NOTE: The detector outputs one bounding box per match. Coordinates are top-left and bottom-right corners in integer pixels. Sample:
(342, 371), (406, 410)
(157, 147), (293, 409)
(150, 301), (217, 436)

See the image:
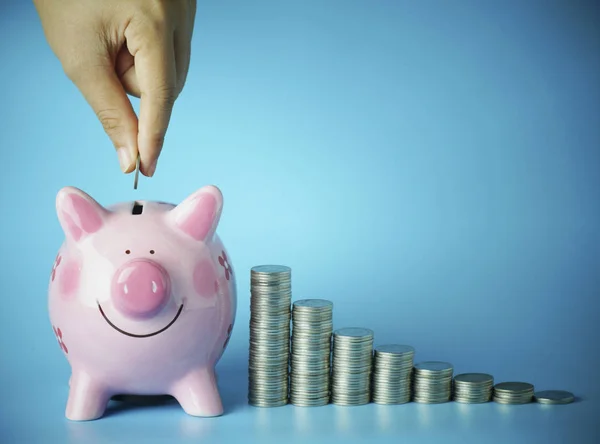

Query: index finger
(130, 31), (178, 177)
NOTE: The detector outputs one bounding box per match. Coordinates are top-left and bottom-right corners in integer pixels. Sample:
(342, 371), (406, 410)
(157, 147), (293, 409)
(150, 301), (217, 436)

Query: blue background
(1, 0), (599, 442)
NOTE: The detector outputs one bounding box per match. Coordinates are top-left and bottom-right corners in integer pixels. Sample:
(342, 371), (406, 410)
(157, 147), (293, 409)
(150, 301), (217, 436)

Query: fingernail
(146, 159), (158, 177)
(117, 148), (133, 173)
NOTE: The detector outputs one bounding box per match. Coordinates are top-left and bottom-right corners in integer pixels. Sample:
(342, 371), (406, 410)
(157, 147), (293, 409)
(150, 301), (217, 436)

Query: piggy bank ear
(56, 187), (108, 243)
(169, 185), (223, 241)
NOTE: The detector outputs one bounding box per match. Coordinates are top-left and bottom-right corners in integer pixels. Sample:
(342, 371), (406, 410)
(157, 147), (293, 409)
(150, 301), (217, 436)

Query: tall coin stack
(412, 361), (454, 403)
(453, 373), (494, 403)
(371, 345), (415, 404)
(248, 265), (292, 407)
(331, 328), (374, 406)
(289, 299), (334, 407)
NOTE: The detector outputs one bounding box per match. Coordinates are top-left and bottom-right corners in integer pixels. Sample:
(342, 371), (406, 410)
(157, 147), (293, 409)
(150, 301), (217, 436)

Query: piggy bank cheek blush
(193, 258), (219, 301)
(48, 185), (237, 421)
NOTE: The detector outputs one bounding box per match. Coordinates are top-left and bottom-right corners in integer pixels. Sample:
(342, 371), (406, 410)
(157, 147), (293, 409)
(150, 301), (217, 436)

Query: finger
(127, 29), (178, 177)
(116, 46), (141, 97)
(174, 30), (191, 94)
(120, 66), (141, 98)
(67, 60), (139, 173)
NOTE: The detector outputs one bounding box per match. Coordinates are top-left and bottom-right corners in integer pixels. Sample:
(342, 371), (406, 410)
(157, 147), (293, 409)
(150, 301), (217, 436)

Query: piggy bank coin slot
(132, 202), (144, 215)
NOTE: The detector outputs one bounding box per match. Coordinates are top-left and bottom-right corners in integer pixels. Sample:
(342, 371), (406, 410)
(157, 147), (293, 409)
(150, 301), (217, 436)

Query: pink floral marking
(218, 251), (232, 281)
(51, 254), (62, 282)
(53, 326), (68, 354)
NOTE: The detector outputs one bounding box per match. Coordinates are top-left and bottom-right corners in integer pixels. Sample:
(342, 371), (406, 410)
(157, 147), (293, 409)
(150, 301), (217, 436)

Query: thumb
(67, 59), (139, 173)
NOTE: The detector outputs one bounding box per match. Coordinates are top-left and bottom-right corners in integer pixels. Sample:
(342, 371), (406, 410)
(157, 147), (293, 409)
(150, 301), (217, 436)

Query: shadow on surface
(104, 394), (179, 418)
(103, 363), (248, 418)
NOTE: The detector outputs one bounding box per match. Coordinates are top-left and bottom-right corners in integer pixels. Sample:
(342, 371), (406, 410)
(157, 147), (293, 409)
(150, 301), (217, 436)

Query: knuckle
(149, 133), (166, 150)
(96, 109), (123, 134)
(138, 1), (171, 33)
(152, 85), (179, 108)
(147, 0), (171, 19)
(144, 16), (166, 36)
(61, 39), (109, 82)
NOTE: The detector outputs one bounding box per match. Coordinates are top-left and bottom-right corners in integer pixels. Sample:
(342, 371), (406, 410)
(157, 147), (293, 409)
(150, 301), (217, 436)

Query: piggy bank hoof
(182, 406), (224, 418)
(65, 373), (109, 421)
(66, 410), (105, 422)
(172, 368), (224, 417)
(65, 400), (107, 421)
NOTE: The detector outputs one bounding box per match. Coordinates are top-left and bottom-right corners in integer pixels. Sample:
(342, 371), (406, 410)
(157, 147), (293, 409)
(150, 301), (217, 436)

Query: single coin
(534, 390), (575, 405)
(251, 265), (291, 275)
(454, 373), (494, 384)
(293, 299), (334, 309)
(334, 327), (374, 338)
(133, 154), (140, 190)
(414, 361), (453, 372)
(375, 344), (415, 355)
(494, 382), (534, 393)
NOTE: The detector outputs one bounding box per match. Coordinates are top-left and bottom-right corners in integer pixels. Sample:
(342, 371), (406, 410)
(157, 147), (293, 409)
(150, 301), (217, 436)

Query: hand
(33, 0), (196, 176)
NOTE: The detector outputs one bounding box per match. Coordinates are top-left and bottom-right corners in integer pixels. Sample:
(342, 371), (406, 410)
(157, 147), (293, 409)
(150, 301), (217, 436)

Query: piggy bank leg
(66, 370), (110, 421)
(171, 367), (224, 417)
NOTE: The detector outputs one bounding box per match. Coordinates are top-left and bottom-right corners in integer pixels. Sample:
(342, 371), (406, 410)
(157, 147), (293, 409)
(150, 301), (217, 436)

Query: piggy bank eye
(125, 250), (131, 254)
(150, 250), (155, 254)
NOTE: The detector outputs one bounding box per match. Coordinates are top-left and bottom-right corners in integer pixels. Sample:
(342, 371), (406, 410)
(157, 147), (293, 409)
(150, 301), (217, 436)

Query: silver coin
(133, 153), (140, 190)
(334, 327), (374, 339)
(454, 399), (490, 404)
(293, 299), (333, 309)
(534, 390), (574, 405)
(374, 344), (415, 355)
(494, 382), (534, 393)
(493, 397), (532, 405)
(248, 399), (288, 408)
(251, 288), (292, 295)
(454, 373), (494, 384)
(414, 361), (453, 372)
(251, 264), (291, 275)
(413, 399), (450, 404)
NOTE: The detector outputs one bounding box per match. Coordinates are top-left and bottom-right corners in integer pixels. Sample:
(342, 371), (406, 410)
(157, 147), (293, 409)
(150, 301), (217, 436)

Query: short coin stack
(331, 328), (374, 406)
(289, 299), (334, 407)
(534, 390), (575, 405)
(248, 265), (292, 407)
(412, 361), (454, 403)
(371, 345), (415, 404)
(493, 382), (534, 404)
(453, 373), (494, 403)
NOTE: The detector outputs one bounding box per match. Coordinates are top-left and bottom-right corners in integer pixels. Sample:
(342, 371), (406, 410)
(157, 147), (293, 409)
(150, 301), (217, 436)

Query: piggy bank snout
(111, 259), (171, 318)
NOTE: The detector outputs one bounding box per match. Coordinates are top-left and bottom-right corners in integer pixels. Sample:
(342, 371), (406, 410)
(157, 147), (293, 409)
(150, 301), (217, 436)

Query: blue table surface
(1, 367), (598, 444)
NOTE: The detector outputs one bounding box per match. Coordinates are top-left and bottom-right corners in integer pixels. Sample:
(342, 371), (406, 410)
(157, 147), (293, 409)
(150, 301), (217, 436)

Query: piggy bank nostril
(111, 260), (170, 317)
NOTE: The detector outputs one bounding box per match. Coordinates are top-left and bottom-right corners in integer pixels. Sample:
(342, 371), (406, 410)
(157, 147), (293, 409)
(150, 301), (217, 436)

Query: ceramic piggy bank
(48, 185), (237, 421)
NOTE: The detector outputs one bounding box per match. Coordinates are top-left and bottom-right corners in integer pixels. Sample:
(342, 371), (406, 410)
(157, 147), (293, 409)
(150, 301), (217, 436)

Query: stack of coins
(493, 382), (534, 404)
(331, 328), (374, 406)
(412, 361), (454, 403)
(289, 299), (334, 407)
(248, 265), (292, 407)
(452, 373), (494, 403)
(371, 345), (415, 404)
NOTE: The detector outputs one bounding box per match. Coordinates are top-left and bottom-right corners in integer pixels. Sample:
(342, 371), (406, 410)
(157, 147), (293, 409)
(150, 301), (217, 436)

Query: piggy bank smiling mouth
(97, 303), (184, 338)
(97, 258), (182, 338)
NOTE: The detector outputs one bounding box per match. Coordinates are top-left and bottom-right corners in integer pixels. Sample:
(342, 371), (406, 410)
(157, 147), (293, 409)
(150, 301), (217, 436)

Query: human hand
(33, 0), (196, 176)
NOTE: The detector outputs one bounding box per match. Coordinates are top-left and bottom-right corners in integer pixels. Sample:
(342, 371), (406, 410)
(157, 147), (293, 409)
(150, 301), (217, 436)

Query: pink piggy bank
(48, 185), (237, 421)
